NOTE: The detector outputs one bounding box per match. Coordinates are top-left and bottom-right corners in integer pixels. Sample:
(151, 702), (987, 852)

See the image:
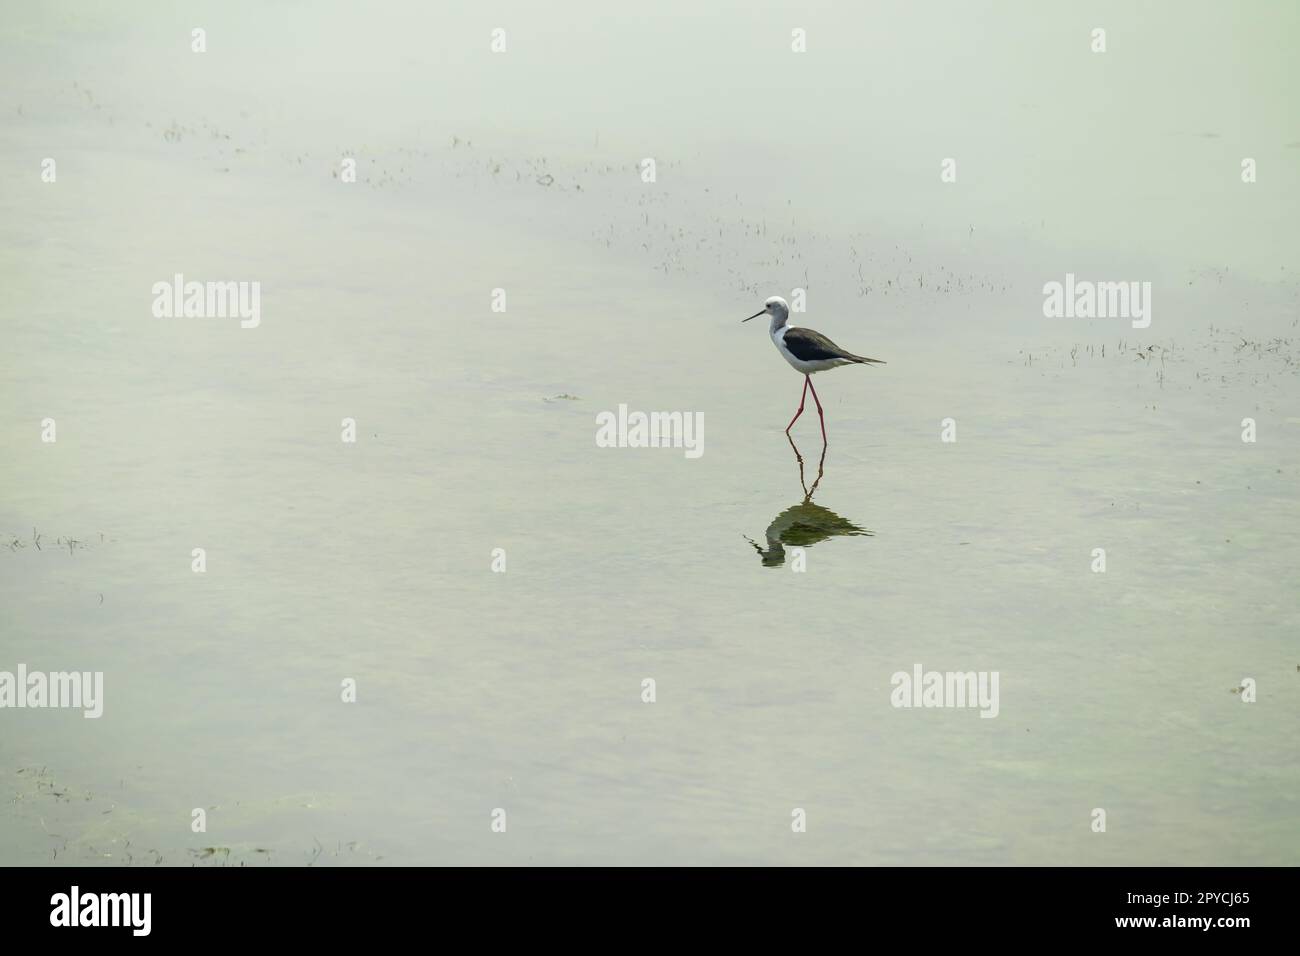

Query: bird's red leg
(806, 376), (827, 443)
(785, 377), (809, 434)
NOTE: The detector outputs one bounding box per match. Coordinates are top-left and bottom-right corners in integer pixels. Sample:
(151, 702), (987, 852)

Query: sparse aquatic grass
(1015, 328), (1298, 389)
(4, 767), (380, 866)
(3, 528), (110, 555)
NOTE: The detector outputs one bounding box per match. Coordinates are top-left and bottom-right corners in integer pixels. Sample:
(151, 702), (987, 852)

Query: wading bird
(743, 296), (885, 441)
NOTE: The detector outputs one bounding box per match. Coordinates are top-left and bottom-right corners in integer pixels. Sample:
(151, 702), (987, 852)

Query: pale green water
(1, 1), (1298, 866)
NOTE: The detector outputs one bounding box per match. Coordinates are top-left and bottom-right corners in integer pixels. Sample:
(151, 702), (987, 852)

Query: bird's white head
(743, 296), (790, 329)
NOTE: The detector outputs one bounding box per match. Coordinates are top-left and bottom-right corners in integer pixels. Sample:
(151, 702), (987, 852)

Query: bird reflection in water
(745, 436), (873, 568)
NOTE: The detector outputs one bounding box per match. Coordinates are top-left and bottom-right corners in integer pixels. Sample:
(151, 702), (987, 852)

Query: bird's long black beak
(742, 310), (764, 322)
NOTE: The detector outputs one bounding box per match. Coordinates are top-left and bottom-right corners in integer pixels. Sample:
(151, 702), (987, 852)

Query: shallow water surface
(2, 2), (1298, 866)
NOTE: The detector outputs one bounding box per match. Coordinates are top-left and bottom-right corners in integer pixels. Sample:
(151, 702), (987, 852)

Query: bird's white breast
(770, 326), (844, 375)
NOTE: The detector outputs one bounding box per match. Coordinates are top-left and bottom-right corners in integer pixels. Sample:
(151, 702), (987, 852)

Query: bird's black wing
(784, 327), (885, 364)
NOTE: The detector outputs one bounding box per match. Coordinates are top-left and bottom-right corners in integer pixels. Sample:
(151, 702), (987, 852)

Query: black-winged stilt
(743, 296), (885, 441)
